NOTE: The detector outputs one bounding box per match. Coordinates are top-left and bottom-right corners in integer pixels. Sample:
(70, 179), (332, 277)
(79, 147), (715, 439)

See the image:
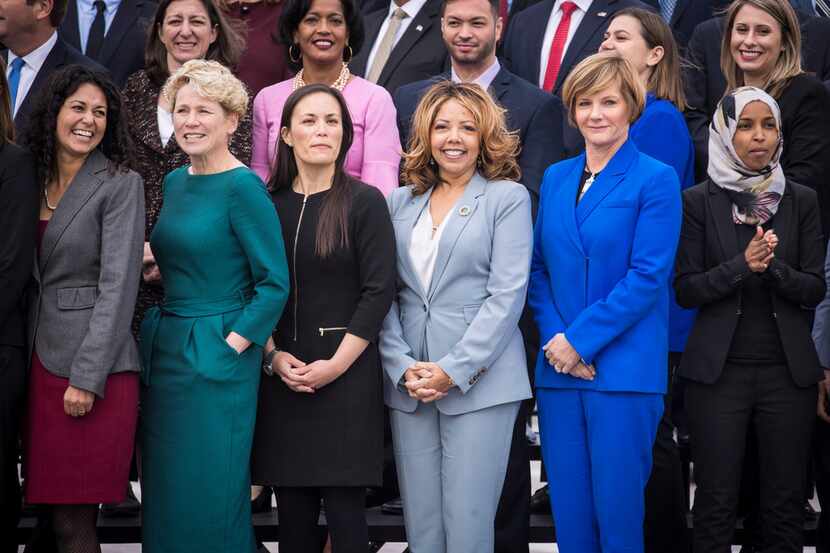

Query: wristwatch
(262, 348), (279, 376)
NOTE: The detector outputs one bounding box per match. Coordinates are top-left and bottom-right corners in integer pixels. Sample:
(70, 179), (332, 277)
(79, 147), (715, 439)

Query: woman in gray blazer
(379, 81), (533, 553)
(20, 66), (144, 553)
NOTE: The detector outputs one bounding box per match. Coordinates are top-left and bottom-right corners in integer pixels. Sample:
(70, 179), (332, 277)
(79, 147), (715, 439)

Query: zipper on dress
(319, 327), (348, 336)
(292, 195), (308, 342)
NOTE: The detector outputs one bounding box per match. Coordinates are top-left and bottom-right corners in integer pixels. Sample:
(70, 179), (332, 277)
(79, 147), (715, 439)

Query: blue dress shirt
(77, 0), (122, 54)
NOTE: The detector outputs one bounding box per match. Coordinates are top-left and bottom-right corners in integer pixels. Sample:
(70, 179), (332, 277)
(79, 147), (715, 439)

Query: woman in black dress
(250, 84), (396, 552)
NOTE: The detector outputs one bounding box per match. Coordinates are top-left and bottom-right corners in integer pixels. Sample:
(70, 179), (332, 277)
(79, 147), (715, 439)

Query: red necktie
(499, 0), (509, 24)
(542, 1), (578, 92)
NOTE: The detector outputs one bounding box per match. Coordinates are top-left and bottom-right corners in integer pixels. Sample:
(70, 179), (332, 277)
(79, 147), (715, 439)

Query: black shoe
(368, 542), (383, 553)
(252, 486), (273, 514)
(530, 484), (551, 514)
(381, 497), (403, 515)
(100, 484), (140, 518)
(806, 501), (820, 524)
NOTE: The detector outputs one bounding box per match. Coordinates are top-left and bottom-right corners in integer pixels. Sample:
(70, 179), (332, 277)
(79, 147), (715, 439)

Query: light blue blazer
(379, 173), (534, 415)
(529, 140), (682, 394)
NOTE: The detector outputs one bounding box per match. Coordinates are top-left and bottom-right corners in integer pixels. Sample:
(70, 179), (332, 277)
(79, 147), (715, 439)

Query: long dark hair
(278, 0), (365, 71)
(144, 0), (246, 87)
(21, 65), (132, 187)
(269, 84), (355, 258)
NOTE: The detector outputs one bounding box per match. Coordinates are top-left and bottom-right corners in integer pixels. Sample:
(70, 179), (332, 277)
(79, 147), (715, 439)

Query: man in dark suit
(349, 0), (448, 94)
(639, 0), (728, 49)
(1, 0), (104, 135)
(59, 0), (156, 87)
(394, 1), (564, 550)
(501, 0), (645, 155)
(684, 5), (830, 181)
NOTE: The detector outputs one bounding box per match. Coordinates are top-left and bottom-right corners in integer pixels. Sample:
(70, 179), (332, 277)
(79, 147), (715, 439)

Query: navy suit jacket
(529, 140), (682, 393)
(393, 66), (566, 214)
(60, 0), (157, 88)
(639, 0), (728, 49)
(3, 37), (105, 135)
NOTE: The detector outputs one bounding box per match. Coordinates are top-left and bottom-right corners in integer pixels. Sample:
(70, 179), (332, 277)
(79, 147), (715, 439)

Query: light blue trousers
(390, 400), (520, 553)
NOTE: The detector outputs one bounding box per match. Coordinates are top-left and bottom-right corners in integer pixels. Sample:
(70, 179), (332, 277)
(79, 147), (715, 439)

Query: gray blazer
(28, 150), (145, 397)
(379, 174), (534, 415)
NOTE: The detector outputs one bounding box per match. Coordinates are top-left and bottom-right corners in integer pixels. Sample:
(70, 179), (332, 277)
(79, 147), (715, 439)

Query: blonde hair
(163, 59), (249, 118)
(721, 0), (803, 99)
(562, 52), (646, 127)
(402, 81), (520, 195)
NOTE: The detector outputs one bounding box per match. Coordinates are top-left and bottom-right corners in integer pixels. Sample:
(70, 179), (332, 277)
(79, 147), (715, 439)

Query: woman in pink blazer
(251, 0), (401, 195)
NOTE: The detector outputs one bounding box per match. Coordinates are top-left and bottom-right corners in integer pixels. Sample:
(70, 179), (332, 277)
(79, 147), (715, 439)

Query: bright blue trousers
(537, 388), (663, 553)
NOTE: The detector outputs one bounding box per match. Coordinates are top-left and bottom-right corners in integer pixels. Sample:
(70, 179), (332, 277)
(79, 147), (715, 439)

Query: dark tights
(275, 486), (367, 553)
(52, 505), (101, 553)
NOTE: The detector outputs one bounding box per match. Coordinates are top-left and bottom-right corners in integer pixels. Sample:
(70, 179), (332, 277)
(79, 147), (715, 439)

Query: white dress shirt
(409, 204), (453, 292)
(364, 0), (430, 77)
(451, 59), (501, 90)
(77, 0), (123, 54)
(6, 32), (58, 117)
(157, 106), (175, 147)
(538, 0), (593, 87)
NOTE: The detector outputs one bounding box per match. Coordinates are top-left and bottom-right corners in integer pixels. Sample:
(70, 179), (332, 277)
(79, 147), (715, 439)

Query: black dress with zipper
(251, 181), (396, 487)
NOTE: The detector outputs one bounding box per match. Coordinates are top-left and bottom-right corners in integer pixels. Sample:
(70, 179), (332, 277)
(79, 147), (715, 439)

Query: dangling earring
(289, 43), (302, 64)
(343, 43), (354, 63)
(429, 157), (437, 168)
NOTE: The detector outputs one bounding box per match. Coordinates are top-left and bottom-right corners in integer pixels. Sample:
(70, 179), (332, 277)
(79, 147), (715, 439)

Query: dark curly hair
(279, 0), (365, 72)
(21, 65), (132, 188)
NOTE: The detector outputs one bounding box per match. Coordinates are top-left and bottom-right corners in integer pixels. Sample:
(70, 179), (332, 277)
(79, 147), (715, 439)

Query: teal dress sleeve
(228, 171), (289, 346)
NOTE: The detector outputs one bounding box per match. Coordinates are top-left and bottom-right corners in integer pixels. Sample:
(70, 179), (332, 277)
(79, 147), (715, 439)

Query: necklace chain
(292, 63), (350, 92)
(43, 186), (58, 211)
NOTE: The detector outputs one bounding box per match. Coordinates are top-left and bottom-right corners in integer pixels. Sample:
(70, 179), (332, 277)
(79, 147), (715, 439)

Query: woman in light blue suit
(529, 53), (682, 553)
(379, 81), (533, 553)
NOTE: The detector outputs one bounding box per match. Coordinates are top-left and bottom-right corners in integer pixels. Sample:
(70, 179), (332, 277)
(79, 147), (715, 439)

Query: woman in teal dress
(138, 60), (289, 553)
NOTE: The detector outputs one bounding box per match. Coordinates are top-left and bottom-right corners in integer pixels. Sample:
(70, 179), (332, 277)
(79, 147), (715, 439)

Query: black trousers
(815, 417), (830, 553)
(644, 353), (690, 553)
(0, 345), (26, 553)
(687, 362), (816, 553)
(275, 486), (367, 553)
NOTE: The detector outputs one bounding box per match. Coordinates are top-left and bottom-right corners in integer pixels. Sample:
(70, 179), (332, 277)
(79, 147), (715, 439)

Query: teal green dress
(139, 166), (288, 553)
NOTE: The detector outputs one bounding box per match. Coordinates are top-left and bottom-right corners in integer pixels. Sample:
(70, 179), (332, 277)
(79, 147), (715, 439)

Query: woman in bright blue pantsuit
(529, 54), (682, 553)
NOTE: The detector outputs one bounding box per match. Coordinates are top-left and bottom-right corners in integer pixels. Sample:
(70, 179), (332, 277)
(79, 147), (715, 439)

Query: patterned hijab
(707, 86), (786, 225)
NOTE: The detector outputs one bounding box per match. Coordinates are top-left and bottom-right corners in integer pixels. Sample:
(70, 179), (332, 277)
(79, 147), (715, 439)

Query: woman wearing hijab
(675, 86), (825, 553)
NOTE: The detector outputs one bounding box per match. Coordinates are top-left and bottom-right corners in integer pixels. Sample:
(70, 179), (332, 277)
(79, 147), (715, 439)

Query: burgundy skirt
(24, 353), (139, 504)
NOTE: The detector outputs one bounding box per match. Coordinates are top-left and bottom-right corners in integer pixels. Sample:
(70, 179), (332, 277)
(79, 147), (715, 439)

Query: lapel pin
(416, 24), (424, 32)
(597, 11), (607, 17)
(459, 205), (471, 217)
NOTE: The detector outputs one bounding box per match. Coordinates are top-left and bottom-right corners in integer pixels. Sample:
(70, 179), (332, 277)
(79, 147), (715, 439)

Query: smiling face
(441, 0), (502, 69)
(730, 4), (784, 85)
(599, 15), (663, 84)
(281, 91), (343, 168)
(573, 81), (630, 151)
(293, 0), (349, 68)
(430, 98), (481, 183)
(55, 83), (108, 161)
(732, 100), (779, 171)
(158, 0), (218, 73)
(172, 83), (238, 158)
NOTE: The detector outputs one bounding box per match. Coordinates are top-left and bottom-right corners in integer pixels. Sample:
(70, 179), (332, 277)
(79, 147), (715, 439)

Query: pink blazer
(251, 77), (402, 196)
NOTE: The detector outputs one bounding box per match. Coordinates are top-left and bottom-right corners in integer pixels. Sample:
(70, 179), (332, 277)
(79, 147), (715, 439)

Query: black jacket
(59, 0), (157, 88)
(675, 179), (825, 387)
(639, 0), (729, 49)
(3, 37), (105, 135)
(348, 0), (448, 95)
(0, 143), (39, 348)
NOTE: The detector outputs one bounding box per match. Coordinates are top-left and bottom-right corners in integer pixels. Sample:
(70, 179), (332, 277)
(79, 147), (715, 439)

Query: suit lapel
(396, 188), (433, 301)
(707, 181), (741, 260)
(62, 0), (82, 51)
(575, 139), (636, 225)
(351, 11), (385, 76)
(40, 150), (107, 271)
(771, 185), (792, 263)
(558, 157), (586, 255)
(98, 0), (138, 65)
(378, 0), (441, 86)
(525, 0), (554, 86)
(555, 0), (613, 92)
(14, 38), (65, 127)
(489, 67), (511, 103)
(427, 173), (486, 300)
(670, 0), (691, 27)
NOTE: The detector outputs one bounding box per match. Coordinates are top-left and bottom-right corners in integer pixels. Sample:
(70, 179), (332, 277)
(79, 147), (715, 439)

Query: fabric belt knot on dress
(139, 288), (254, 386)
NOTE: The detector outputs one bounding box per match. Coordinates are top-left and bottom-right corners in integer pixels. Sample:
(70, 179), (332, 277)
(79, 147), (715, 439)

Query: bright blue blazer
(529, 139), (682, 394)
(630, 94), (697, 352)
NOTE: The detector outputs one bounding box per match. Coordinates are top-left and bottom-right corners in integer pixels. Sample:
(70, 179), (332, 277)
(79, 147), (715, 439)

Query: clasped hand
(745, 226), (778, 273)
(403, 362), (454, 403)
(543, 333), (595, 381)
(271, 351), (344, 393)
(64, 385), (94, 417)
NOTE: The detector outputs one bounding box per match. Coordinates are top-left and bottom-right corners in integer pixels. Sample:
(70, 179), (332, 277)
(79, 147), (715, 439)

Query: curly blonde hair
(402, 81), (520, 195)
(162, 59), (249, 118)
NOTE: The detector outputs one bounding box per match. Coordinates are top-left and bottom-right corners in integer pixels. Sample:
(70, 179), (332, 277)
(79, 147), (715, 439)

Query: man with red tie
(502, 0), (646, 153)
